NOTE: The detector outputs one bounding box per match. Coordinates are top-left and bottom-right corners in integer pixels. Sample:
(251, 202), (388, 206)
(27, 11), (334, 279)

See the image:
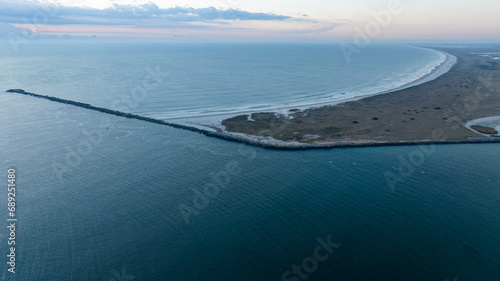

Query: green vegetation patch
(471, 125), (498, 135)
(324, 126), (342, 135)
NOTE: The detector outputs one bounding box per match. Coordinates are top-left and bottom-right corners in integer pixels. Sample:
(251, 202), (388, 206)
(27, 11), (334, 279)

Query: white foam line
(163, 47), (456, 127)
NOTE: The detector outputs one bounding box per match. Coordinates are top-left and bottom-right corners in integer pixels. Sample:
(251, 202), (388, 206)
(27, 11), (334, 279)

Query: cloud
(0, 1), (344, 39)
(0, 0), (292, 27)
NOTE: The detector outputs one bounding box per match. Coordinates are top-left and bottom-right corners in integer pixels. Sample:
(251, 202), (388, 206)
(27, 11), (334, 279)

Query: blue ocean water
(0, 41), (499, 281)
(0, 41), (442, 119)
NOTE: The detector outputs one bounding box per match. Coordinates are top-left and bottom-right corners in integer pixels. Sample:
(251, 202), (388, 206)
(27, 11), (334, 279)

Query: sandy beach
(217, 45), (500, 147)
(6, 45), (499, 150)
(168, 47), (454, 127)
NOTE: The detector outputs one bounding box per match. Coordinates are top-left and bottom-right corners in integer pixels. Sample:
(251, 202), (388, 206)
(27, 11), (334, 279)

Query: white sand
(169, 48), (457, 134)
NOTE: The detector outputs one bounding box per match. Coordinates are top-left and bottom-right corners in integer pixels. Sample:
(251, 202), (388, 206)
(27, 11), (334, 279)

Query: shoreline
(5, 46), (500, 151)
(5, 87), (500, 151)
(165, 47), (455, 124)
(219, 46), (500, 147)
(178, 48), (457, 140)
(172, 47), (457, 136)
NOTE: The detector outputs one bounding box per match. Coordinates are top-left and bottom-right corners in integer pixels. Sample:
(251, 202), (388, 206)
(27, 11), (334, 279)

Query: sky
(0, 0), (499, 42)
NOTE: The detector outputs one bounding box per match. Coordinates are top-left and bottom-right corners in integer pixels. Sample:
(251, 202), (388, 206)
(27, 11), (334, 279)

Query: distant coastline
(180, 47), (456, 136)
(169, 47), (458, 137)
(217, 46), (500, 148)
(164, 47), (454, 122)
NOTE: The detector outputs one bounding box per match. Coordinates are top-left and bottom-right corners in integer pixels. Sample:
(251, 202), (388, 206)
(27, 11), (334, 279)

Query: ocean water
(0, 41), (499, 281)
(0, 41), (443, 119)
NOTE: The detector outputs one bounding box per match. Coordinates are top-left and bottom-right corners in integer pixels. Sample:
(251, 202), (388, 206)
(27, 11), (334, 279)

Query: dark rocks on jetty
(6, 89), (500, 150)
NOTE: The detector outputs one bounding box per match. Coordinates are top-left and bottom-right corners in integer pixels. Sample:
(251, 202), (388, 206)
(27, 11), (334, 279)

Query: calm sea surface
(0, 41), (499, 280)
(0, 41), (443, 118)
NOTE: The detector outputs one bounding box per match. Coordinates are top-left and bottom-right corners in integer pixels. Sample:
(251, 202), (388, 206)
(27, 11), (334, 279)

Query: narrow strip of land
(220, 46), (500, 146)
(6, 46), (500, 150)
